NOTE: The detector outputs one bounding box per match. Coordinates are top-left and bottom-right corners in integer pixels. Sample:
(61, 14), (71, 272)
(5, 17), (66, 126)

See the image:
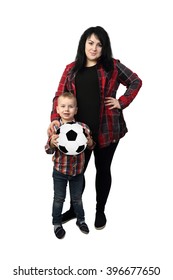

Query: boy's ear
(75, 106), (78, 115)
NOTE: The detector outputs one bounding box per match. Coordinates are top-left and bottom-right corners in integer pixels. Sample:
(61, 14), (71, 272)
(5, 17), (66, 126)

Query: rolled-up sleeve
(117, 61), (142, 109)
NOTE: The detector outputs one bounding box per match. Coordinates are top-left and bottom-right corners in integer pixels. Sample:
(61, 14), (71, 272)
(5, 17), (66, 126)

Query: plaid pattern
(51, 59), (142, 148)
(45, 121), (91, 176)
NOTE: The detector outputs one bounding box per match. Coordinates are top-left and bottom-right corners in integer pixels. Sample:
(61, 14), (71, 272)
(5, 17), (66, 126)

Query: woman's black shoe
(94, 212), (107, 229)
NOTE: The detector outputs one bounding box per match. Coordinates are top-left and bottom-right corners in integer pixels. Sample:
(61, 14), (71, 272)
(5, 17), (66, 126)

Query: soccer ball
(56, 123), (88, 155)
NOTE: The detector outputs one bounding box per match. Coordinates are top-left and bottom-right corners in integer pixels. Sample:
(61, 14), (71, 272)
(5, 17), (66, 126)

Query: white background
(0, 0), (172, 279)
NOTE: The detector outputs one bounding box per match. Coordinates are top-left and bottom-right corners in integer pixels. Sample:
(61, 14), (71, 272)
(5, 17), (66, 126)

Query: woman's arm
(50, 62), (75, 122)
(48, 64), (74, 136)
(47, 120), (60, 136)
(116, 61), (142, 109)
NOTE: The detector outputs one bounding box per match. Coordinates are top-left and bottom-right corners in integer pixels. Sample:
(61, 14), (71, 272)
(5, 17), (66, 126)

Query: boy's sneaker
(76, 221), (89, 234)
(54, 226), (66, 239)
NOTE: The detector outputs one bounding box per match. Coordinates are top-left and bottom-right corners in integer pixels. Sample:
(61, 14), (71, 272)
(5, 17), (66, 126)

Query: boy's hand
(86, 134), (94, 148)
(50, 134), (59, 148)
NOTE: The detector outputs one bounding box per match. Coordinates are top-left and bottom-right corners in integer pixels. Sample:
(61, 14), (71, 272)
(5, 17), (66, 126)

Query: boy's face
(56, 96), (77, 123)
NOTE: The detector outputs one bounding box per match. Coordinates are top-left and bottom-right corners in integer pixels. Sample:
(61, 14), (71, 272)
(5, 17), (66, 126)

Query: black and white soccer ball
(56, 123), (88, 155)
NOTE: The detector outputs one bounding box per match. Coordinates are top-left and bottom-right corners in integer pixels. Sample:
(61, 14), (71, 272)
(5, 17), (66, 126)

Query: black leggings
(70, 142), (119, 213)
(84, 142), (119, 212)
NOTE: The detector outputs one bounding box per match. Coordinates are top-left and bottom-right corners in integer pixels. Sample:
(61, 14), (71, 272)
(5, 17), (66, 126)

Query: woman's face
(85, 33), (102, 66)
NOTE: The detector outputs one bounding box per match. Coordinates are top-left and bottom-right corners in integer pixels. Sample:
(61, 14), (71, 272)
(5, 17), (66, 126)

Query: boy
(45, 92), (94, 239)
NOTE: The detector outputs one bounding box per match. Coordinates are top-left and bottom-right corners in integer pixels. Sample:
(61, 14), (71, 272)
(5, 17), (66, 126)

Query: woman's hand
(47, 120), (60, 136)
(104, 97), (121, 110)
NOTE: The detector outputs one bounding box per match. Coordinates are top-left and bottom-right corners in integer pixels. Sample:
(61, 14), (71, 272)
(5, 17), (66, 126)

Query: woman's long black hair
(71, 26), (114, 75)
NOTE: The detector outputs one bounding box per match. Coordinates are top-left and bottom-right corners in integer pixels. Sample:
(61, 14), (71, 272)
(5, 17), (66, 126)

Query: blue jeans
(52, 169), (85, 225)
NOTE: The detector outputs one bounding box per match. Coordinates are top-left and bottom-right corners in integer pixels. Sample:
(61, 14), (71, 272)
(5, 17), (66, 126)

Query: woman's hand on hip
(104, 97), (121, 110)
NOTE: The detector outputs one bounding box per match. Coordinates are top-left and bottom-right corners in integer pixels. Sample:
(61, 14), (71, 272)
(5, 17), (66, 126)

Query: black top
(75, 65), (100, 142)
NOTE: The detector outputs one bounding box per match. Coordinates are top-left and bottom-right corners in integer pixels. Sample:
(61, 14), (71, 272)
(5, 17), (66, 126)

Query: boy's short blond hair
(58, 92), (77, 105)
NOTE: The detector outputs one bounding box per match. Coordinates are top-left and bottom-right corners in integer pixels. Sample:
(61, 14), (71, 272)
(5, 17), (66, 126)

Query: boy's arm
(86, 134), (95, 150)
(81, 123), (96, 150)
(45, 136), (56, 154)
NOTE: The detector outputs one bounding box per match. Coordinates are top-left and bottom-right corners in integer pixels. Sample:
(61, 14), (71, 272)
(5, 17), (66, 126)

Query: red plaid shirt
(45, 121), (93, 176)
(51, 59), (142, 148)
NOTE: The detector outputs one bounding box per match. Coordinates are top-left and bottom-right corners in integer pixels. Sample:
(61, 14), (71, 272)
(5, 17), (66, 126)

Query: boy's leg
(69, 173), (85, 223)
(62, 149), (93, 223)
(52, 169), (67, 226)
(69, 173), (89, 234)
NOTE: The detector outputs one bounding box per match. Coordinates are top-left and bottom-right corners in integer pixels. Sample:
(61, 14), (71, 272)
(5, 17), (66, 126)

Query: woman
(48, 26), (142, 229)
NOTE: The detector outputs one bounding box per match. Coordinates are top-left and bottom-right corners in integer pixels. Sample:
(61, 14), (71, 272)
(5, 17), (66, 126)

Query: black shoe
(62, 209), (76, 224)
(94, 212), (107, 229)
(76, 221), (89, 234)
(54, 226), (66, 239)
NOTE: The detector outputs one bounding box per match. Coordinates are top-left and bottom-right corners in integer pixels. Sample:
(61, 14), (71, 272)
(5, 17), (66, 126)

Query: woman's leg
(94, 142), (119, 228)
